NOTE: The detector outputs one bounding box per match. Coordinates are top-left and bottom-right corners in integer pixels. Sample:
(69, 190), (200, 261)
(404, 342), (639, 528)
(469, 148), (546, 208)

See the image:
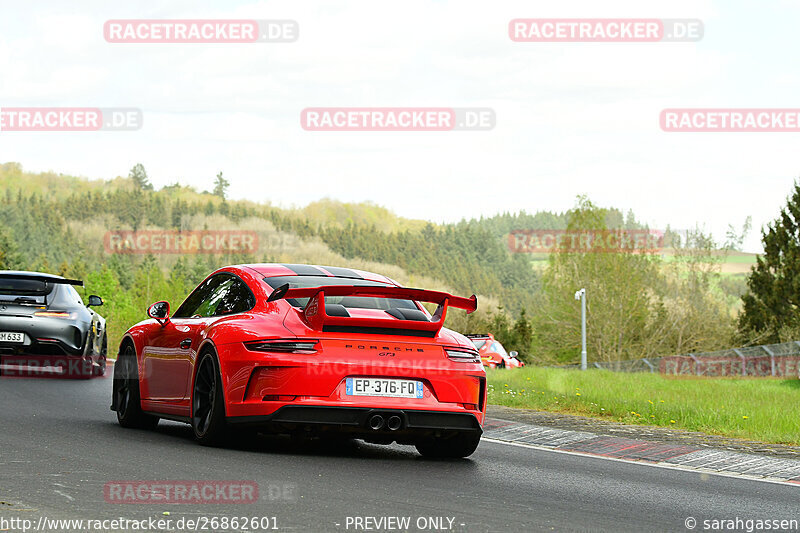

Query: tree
(738, 182), (800, 342)
(724, 216), (752, 251)
(128, 164), (153, 191)
(531, 197), (733, 363)
(0, 227), (21, 269)
(213, 172), (229, 199)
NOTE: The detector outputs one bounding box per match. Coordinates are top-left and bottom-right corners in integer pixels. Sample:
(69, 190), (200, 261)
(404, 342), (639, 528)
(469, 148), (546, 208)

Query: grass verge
(486, 367), (800, 445)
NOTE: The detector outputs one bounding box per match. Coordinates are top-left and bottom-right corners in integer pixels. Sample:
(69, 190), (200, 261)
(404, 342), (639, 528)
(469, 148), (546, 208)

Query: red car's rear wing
(267, 284), (477, 335)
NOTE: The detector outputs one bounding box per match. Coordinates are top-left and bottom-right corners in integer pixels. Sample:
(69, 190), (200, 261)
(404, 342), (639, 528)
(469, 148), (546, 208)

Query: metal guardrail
(560, 341), (800, 377)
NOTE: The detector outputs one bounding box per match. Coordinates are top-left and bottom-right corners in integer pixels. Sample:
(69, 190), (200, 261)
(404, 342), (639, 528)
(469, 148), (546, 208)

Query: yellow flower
(659, 400), (665, 403)
(742, 416), (749, 420)
(650, 415), (655, 418)
(576, 393), (581, 396)
(648, 400), (653, 405)
(670, 420), (676, 424)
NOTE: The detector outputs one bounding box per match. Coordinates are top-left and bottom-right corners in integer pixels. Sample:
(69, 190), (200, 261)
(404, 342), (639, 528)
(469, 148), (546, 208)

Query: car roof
(240, 263), (396, 285)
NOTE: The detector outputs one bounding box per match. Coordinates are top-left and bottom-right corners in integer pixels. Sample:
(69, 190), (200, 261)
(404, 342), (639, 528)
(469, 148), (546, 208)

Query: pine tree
(739, 182), (800, 342)
(128, 163), (153, 191)
(213, 172), (230, 199)
(0, 227), (21, 269)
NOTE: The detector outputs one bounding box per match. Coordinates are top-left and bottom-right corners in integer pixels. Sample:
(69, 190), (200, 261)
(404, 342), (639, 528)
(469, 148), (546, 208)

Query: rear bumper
(227, 405), (482, 441)
(0, 315), (86, 356)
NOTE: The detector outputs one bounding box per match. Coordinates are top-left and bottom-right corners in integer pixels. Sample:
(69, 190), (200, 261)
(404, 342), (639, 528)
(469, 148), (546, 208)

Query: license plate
(346, 378), (423, 399)
(0, 332), (24, 343)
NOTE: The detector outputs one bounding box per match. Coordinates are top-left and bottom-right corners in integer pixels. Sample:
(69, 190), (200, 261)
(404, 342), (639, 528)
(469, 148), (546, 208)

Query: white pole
(574, 288), (587, 370)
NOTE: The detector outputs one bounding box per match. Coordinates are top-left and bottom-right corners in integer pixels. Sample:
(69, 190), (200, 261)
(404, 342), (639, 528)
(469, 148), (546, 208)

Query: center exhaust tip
(387, 415), (402, 431)
(368, 414), (384, 430)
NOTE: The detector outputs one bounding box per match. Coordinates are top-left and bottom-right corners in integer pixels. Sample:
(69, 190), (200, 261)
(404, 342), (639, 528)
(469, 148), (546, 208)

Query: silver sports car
(0, 271), (107, 378)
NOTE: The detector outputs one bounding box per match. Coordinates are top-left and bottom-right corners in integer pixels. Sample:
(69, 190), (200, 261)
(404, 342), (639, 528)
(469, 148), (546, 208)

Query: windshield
(470, 338), (488, 350)
(490, 341), (508, 357)
(264, 275), (419, 311)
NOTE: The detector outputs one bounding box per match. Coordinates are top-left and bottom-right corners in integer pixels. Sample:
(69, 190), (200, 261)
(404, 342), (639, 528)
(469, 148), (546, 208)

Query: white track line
(482, 437), (800, 488)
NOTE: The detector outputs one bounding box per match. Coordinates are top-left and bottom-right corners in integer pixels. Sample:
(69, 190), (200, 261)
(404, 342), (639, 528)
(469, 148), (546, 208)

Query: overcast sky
(1, 0), (797, 252)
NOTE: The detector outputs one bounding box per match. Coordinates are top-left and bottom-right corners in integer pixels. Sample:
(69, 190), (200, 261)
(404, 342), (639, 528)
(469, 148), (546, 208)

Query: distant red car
(467, 334), (524, 369)
(112, 264), (486, 458)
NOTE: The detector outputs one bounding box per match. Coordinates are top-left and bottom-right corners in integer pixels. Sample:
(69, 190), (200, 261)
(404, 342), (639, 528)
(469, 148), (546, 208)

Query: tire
(415, 432), (481, 459)
(94, 334), (108, 377)
(497, 360), (506, 369)
(191, 350), (228, 446)
(113, 343), (159, 429)
(72, 330), (95, 379)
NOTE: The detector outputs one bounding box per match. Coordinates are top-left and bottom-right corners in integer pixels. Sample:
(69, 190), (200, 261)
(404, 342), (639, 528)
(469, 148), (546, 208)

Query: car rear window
(0, 278), (50, 296)
(264, 275), (419, 312)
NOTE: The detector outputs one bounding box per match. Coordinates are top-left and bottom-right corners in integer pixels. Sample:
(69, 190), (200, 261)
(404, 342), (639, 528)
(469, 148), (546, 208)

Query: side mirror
(147, 301), (170, 325)
(87, 295), (104, 307)
(509, 351), (519, 358)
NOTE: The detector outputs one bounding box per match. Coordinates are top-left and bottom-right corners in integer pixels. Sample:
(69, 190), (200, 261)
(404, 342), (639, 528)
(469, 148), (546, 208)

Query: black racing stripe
(322, 266), (363, 279)
(322, 325), (436, 338)
(281, 264), (329, 276)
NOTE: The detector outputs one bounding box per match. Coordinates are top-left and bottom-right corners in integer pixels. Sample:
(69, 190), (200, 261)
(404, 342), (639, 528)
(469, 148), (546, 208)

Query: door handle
(180, 338), (192, 349)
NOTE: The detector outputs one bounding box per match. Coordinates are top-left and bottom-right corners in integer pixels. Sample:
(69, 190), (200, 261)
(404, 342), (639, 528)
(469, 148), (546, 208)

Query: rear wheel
(192, 351), (227, 446)
(113, 343), (159, 429)
(415, 433), (481, 459)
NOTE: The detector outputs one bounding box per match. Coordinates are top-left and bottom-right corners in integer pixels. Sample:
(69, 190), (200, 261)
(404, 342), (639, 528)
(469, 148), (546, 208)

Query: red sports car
(467, 333), (525, 369)
(112, 264), (486, 458)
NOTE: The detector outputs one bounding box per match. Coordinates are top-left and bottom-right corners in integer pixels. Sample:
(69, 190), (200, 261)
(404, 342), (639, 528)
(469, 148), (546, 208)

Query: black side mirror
(147, 301), (170, 324)
(87, 295), (104, 307)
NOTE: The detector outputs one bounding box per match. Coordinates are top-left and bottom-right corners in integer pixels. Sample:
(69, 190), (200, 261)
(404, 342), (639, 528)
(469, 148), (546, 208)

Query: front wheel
(192, 351), (228, 446)
(415, 432), (481, 459)
(113, 343), (159, 429)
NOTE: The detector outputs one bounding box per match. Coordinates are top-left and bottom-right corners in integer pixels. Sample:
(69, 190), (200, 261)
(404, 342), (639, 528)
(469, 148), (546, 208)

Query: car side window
(213, 278), (255, 316)
(192, 277), (236, 317)
(173, 275), (230, 318)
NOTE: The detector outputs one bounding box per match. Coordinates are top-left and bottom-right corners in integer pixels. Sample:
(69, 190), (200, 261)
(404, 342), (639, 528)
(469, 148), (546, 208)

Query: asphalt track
(0, 372), (797, 533)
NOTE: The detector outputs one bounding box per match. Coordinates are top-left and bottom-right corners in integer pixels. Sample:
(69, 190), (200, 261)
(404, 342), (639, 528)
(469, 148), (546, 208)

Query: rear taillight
(244, 339), (319, 354)
(445, 348), (481, 363)
(34, 311), (75, 319)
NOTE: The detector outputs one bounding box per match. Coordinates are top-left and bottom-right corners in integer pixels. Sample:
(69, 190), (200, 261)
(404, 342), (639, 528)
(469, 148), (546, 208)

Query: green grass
(486, 367), (800, 445)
